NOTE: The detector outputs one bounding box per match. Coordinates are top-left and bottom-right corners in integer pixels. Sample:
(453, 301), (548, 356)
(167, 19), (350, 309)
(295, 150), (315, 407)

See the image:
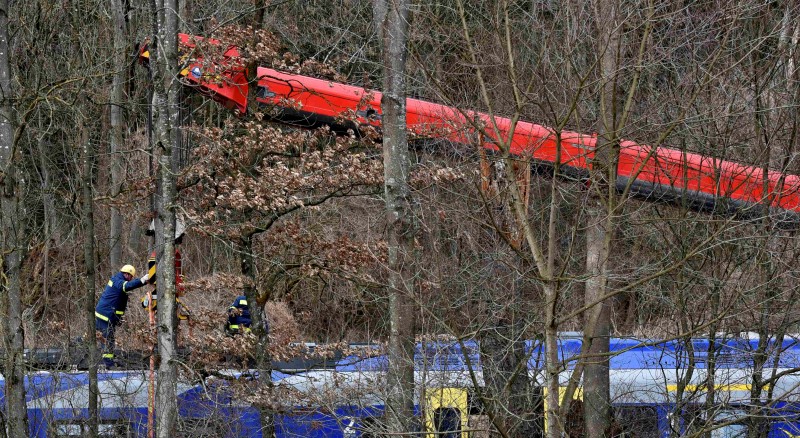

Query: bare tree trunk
(372, 0), (387, 36)
(155, 152), (177, 438)
(109, 0), (128, 269)
(452, 2), (569, 435)
(32, 108), (57, 309)
(544, 290), (562, 438)
(178, 0), (187, 31)
(584, 0), (621, 436)
(378, 0), (417, 434)
(239, 234), (275, 437)
(34, 131), (53, 309)
(251, 0), (265, 29)
(81, 122), (99, 438)
(149, 0), (179, 436)
(0, 1), (27, 435)
(583, 216), (612, 438)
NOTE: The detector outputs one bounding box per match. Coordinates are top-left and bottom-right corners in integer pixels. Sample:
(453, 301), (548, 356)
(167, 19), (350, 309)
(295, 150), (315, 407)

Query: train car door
(542, 387), (583, 436)
(425, 387), (469, 438)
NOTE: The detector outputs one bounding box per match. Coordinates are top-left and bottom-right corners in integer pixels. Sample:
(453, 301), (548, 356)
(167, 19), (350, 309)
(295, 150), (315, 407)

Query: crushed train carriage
(3, 336), (800, 437)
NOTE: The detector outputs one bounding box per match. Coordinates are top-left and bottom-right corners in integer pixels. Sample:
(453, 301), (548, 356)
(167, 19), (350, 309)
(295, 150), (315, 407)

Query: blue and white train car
(527, 336), (800, 438)
(3, 337), (800, 437)
(0, 370), (271, 437)
(274, 341), (483, 438)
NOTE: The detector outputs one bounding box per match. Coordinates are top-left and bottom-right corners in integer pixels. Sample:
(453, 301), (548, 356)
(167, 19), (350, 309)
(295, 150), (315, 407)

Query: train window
(710, 423), (748, 438)
(613, 406), (659, 438)
(709, 410), (748, 438)
(683, 406), (749, 438)
(467, 390), (485, 416)
(359, 415), (386, 438)
(434, 407), (462, 438)
(98, 423), (134, 438)
(52, 421), (134, 438)
(177, 417), (225, 437)
(256, 85), (276, 99)
(53, 423), (82, 437)
(682, 405), (705, 433)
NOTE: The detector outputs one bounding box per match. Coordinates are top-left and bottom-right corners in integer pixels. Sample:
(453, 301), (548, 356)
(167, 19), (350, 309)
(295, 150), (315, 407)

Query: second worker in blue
(226, 295), (252, 335)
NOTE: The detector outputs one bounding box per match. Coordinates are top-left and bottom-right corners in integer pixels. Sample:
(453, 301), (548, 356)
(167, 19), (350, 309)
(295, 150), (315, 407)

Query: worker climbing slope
(96, 264), (151, 367)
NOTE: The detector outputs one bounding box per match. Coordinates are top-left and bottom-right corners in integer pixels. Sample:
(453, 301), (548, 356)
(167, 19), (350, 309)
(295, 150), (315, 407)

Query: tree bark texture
(584, 0), (621, 436)
(81, 128), (100, 438)
(544, 297), (563, 438)
(372, 0), (387, 37)
(480, 316), (536, 437)
(109, 0), (128, 269)
(239, 234), (275, 437)
(583, 214), (612, 438)
(34, 132), (56, 243)
(251, 0), (265, 29)
(0, 0), (28, 435)
(149, 0), (180, 436)
(155, 156), (178, 438)
(378, 0), (417, 434)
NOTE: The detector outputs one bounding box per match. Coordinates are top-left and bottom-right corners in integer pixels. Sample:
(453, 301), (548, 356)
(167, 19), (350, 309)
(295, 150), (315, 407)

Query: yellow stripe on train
(666, 383), (751, 392)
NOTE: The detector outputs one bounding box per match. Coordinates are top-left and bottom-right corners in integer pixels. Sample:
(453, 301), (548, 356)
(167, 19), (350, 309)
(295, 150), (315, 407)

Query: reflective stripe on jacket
(95, 272), (146, 323)
(227, 295), (251, 328)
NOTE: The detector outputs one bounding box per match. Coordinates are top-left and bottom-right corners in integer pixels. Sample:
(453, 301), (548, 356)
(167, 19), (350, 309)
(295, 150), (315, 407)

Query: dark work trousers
(95, 317), (118, 368)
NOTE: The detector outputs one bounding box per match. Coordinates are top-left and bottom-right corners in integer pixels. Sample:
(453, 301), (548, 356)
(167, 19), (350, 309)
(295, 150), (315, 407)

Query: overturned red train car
(140, 33), (800, 224)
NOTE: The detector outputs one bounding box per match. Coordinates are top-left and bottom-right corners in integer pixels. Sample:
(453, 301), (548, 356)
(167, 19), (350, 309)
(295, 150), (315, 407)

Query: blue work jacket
(95, 272), (146, 324)
(227, 295), (252, 328)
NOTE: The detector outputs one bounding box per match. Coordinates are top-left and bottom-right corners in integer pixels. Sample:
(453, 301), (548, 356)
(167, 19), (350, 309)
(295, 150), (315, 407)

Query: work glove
(142, 296), (151, 308)
(140, 273), (150, 284)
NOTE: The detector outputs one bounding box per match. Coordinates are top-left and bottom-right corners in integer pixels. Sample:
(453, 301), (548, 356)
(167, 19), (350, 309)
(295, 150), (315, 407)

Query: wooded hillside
(2, 0), (800, 437)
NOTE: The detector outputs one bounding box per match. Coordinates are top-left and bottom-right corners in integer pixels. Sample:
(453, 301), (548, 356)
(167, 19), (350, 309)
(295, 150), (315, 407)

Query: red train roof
(141, 33), (800, 218)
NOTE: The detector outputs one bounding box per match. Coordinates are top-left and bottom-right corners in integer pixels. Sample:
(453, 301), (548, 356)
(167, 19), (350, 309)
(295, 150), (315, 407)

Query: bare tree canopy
(1, 1), (800, 438)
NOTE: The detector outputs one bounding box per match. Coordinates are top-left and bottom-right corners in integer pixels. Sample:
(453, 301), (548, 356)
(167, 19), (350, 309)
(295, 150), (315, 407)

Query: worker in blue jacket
(226, 295), (252, 335)
(95, 264), (150, 367)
